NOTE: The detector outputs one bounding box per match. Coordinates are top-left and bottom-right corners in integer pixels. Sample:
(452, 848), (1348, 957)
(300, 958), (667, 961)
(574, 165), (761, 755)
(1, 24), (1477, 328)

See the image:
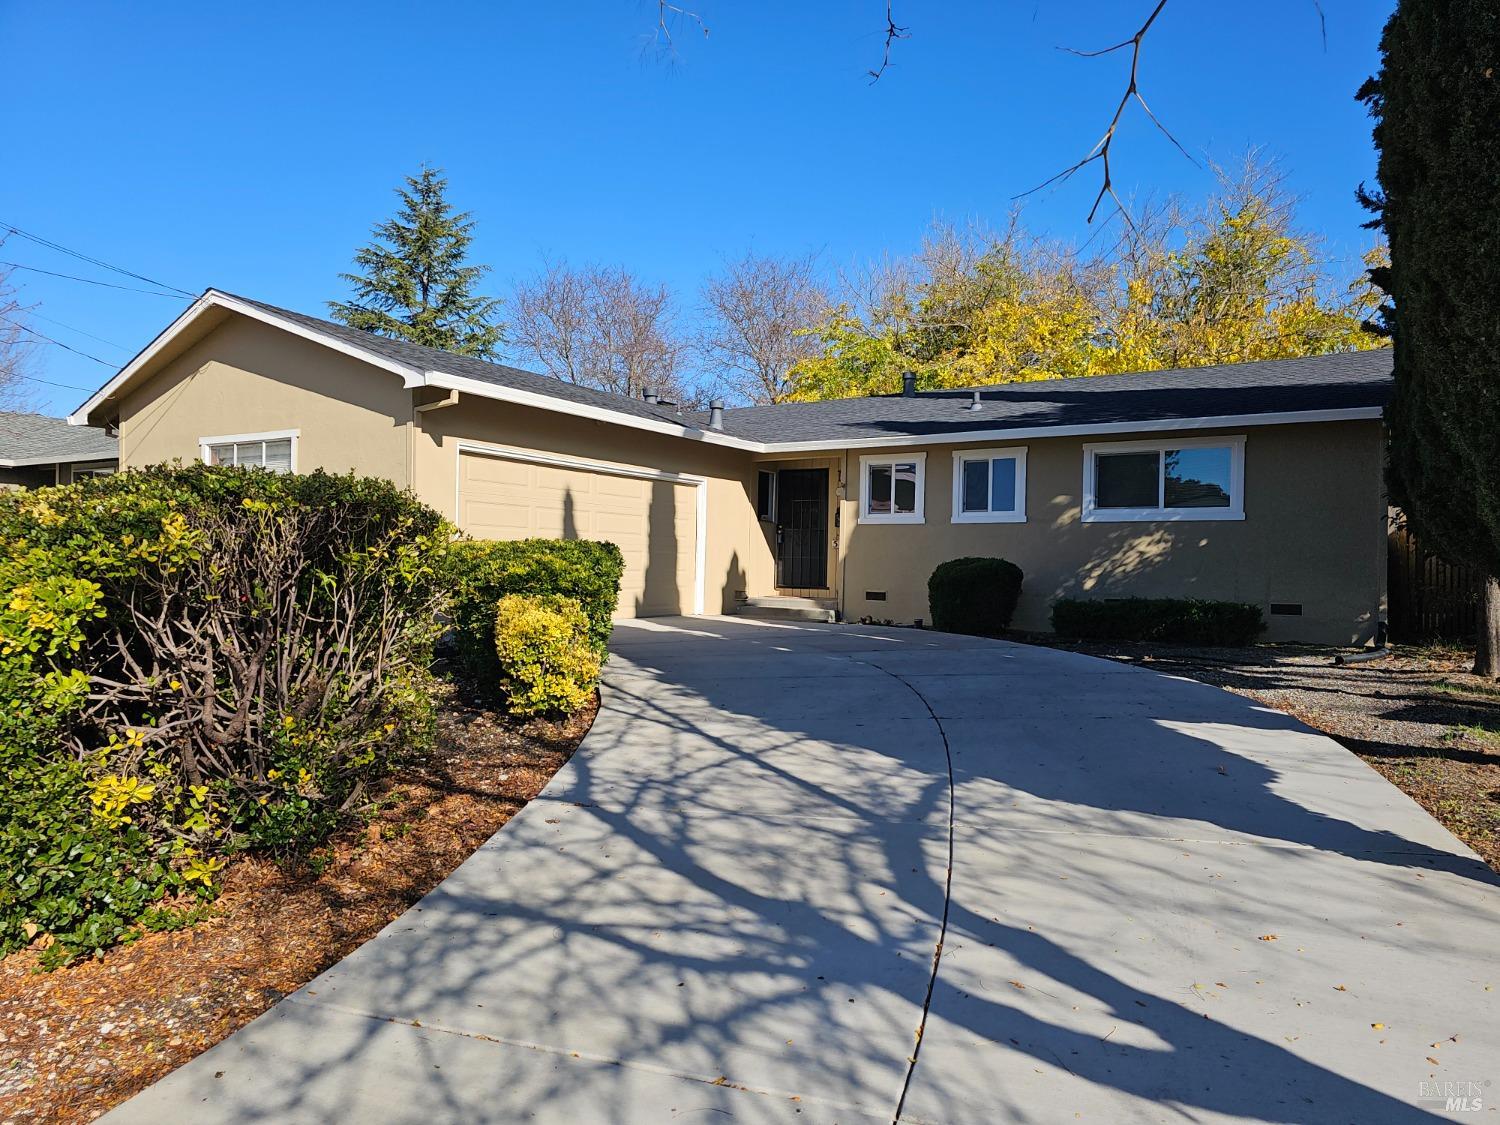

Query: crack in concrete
(849, 659), (957, 1125)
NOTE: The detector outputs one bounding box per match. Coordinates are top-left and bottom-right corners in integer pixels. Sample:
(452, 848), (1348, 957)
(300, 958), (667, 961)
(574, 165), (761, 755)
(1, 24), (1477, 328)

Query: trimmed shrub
(447, 539), (624, 681)
(1050, 597), (1266, 646)
(928, 557), (1025, 636)
(0, 465), (450, 962)
(494, 595), (601, 716)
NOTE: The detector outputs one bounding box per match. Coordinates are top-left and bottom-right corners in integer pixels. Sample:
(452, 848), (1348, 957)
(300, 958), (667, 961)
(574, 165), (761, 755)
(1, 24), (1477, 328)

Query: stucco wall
(115, 317), (413, 485)
(836, 420), (1387, 645)
(105, 312), (1385, 641)
(410, 396), (777, 614)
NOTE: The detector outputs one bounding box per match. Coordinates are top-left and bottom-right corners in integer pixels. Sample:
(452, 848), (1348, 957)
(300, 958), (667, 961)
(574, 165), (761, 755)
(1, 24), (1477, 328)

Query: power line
(0, 221), (197, 299)
(2, 314), (117, 367)
(0, 260), (188, 299)
(7, 370), (97, 393)
(26, 310), (131, 353)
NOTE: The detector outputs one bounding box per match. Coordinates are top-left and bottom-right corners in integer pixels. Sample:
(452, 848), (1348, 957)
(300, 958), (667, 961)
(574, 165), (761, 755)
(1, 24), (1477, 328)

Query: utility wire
(26, 310), (131, 352)
(0, 261), (188, 299)
(7, 370), (98, 393)
(1, 315), (117, 367)
(0, 221), (197, 299)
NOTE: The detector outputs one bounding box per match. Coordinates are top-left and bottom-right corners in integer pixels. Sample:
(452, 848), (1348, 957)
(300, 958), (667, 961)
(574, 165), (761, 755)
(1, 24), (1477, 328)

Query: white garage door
(458, 448), (702, 618)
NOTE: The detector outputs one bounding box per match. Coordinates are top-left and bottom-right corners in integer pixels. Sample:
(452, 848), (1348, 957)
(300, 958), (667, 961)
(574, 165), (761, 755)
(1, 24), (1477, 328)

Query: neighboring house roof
(71, 289), (1391, 454)
(0, 411), (117, 467)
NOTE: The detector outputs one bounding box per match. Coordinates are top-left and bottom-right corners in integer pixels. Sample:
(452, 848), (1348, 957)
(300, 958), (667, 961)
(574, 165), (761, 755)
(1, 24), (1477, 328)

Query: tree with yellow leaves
(788, 157), (1386, 401)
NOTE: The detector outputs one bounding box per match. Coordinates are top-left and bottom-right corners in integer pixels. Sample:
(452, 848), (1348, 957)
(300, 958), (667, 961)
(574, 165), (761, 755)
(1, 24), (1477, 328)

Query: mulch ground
(0, 683), (595, 1124)
(1028, 636), (1500, 874)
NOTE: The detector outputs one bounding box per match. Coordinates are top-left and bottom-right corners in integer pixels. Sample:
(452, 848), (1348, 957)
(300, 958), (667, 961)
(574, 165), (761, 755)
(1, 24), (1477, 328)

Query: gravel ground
(1024, 637), (1500, 873)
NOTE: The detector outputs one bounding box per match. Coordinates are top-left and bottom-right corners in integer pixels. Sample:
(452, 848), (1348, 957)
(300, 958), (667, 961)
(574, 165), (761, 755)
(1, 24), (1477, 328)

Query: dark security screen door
(776, 468), (828, 588)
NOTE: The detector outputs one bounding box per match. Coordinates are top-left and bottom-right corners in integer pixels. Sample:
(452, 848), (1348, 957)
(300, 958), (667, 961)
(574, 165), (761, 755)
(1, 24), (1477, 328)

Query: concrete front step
(735, 595), (837, 623)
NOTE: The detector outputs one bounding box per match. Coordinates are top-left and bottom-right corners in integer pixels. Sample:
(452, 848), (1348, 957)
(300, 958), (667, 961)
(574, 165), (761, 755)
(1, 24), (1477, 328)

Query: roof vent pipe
(902, 371), (917, 398)
(643, 389), (659, 404)
(968, 390), (983, 412)
(708, 400), (725, 430)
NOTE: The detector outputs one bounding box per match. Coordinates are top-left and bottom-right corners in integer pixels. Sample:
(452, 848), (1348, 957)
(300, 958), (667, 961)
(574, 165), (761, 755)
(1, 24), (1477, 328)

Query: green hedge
(446, 539), (624, 683)
(928, 557), (1025, 636)
(1050, 597), (1266, 646)
(0, 465), (449, 964)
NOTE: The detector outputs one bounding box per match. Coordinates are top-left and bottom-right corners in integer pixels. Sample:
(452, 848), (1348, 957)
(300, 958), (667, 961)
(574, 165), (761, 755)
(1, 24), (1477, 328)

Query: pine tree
(330, 167), (504, 359)
(1360, 0), (1500, 676)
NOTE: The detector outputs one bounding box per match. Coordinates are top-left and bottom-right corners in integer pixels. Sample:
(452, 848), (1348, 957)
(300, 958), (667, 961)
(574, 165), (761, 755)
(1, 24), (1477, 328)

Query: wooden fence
(1387, 524), (1484, 642)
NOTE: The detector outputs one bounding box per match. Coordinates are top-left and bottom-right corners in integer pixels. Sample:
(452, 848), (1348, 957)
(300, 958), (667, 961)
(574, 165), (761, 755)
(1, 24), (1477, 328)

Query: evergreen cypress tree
(330, 167), (504, 359)
(1360, 0), (1500, 675)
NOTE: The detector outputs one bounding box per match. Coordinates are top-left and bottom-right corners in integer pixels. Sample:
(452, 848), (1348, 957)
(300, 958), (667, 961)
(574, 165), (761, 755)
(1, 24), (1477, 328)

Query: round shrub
(494, 594), (602, 716)
(928, 557), (1025, 637)
(447, 539), (624, 685)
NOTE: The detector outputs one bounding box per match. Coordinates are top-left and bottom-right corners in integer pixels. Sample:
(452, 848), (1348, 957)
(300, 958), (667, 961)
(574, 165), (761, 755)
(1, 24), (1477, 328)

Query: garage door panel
(458, 451), (698, 619)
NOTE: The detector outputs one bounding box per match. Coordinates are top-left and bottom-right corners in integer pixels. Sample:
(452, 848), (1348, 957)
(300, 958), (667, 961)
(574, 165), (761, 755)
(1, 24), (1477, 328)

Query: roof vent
(643, 389), (659, 404)
(902, 371), (917, 398)
(708, 400), (725, 430)
(968, 391), (983, 412)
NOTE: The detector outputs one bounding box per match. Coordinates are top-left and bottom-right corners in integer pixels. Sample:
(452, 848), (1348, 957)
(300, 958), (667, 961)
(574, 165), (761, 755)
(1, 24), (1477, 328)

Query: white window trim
(199, 429), (300, 472)
(756, 469), (777, 523)
(1081, 435), (1245, 523)
(951, 446), (1028, 524)
(858, 452), (926, 525)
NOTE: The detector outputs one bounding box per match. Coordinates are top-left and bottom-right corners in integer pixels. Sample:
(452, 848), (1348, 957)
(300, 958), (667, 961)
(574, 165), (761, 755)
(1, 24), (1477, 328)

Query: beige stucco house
(71, 290), (1393, 644)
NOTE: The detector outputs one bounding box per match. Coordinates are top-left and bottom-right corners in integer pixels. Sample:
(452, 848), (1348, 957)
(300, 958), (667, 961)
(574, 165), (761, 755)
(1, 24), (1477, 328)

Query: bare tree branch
(1016, 0), (1195, 226)
(652, 1), (709, 56)
(698, 252), (831, 404)
(867, 2), (910, 83)
(510, 260), (696, 405)
(0, 239), (38, 410)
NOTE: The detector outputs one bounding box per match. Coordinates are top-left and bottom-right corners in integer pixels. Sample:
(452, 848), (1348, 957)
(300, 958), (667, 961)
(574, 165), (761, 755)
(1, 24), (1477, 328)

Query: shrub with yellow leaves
(493, 594), (601, 717)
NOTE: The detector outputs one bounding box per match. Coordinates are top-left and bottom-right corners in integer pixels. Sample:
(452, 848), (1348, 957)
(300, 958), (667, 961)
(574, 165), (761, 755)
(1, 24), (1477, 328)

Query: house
(0, 410), (117, 488)
(70, 290), (1392, 644)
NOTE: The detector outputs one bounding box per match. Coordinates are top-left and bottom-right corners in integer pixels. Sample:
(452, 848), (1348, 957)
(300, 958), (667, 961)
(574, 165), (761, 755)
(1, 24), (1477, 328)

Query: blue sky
(3, 0), (1392, 415)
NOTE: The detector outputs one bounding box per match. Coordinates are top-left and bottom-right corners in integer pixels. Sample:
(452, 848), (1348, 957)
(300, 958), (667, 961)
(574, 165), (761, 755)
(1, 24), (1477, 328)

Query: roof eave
(0, 452), (118, 468)
(67, 290), (428, 428)
(68, 292), (1386, 453)
(747, 405), (1386, 455)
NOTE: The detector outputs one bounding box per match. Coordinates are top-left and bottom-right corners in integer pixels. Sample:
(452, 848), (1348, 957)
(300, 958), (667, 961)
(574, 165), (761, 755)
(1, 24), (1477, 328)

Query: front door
(775, 468), (828, 589)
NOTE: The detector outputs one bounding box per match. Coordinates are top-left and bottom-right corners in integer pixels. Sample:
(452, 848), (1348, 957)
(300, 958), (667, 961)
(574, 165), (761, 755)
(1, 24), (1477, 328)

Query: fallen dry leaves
(0, 683), (594, 1124)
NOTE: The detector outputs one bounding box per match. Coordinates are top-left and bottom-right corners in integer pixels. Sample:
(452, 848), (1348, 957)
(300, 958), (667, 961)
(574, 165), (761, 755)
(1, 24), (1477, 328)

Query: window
(952, 447), (1027, 523)
(859, 453), (926, 524)
(1082, 437), (1244, 522)
(199, 430), (298, 474)
(756, 469), (776, 522)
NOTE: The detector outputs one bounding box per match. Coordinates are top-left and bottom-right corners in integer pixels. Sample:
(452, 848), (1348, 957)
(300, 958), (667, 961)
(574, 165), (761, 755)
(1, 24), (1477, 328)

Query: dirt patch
(0, 684), (595, 1124)
(1025, 637), (1500, 874)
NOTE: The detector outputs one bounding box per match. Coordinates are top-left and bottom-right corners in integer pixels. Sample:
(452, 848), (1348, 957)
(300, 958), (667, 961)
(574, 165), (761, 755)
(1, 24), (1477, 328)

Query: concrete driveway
(107, 619), (1500, 1123)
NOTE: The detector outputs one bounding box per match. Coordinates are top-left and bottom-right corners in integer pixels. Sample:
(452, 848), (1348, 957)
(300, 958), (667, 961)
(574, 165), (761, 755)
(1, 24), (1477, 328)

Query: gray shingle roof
(704, 349), (1393, 444)
(0, 412), (117, 465)
(229, 294), (701, 430)
(226, 293), (1392, 448)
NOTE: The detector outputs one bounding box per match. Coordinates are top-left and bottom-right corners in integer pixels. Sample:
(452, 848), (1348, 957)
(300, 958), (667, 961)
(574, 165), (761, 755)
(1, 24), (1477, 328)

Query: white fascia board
(67, 290), (427, 426)
(0, 454), (117, 467)
(759, 406), (1384, 454)
(422, 370), (761, 452)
